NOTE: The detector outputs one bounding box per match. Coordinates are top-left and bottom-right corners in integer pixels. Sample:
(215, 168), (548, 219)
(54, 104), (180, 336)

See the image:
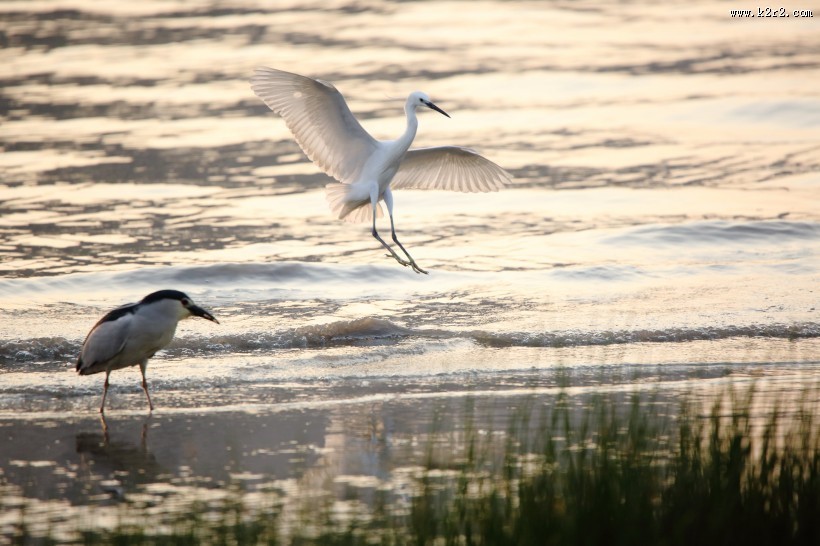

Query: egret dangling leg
(139, 360), (154, 412)
(384, 188), (427, 274)
(390, 216), (426, 274)
(371, 194), (412, 269)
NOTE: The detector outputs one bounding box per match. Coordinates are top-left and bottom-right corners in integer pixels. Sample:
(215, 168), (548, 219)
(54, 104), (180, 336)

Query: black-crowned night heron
(76, 289), (219, 413)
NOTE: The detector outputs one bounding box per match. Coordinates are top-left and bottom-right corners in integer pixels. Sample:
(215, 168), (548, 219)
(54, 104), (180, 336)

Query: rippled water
(1, 0), (819, 540)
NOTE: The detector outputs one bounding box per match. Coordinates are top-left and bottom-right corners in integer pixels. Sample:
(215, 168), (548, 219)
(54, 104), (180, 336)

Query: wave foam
(2, 319), (817, 364)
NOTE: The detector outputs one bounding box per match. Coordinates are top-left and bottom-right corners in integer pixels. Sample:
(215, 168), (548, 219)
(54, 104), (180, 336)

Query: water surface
(1, 0), (818, 540)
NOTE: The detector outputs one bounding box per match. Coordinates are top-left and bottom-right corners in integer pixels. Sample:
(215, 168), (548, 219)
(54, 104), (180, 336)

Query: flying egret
(250, 67), (512, 274)
(76, 290), (219, 413)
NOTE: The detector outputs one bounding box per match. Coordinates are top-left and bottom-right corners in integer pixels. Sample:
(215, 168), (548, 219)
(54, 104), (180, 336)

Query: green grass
(408, 389), (819, 546)
(10, 387), (820, 545)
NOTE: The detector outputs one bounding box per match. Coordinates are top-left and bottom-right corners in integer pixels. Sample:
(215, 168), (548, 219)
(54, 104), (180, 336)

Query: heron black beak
(424, 100), (450, 118)
(189, 304), (219, 324)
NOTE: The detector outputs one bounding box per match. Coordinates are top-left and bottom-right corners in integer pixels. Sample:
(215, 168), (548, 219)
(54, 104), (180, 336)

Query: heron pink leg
(99, 371), (111, 413)
(139, 361), (154, 412)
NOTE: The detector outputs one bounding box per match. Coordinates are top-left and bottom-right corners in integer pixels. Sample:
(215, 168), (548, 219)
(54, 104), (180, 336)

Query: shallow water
(1, 0), (819, 540)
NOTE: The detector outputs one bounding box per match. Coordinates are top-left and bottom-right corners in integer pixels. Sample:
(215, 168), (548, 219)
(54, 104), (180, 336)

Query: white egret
(76, 290), (219, 413)
(250, 67), (512, 274)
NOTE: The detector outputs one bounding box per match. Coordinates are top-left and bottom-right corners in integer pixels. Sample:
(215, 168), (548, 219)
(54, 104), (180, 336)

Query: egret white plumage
(250, 67), (512, 274)
(76, 290), (219, 413)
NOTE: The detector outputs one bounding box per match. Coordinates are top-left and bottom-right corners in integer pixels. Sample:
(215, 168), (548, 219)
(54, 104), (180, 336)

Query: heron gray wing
(77, 310), (133, 374)
(391, 146), (512, 193)
(250, 67), (379, 185)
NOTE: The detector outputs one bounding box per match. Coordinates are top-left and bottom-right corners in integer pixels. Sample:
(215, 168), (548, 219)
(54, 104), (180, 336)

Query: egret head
(408, 91), (450, 118)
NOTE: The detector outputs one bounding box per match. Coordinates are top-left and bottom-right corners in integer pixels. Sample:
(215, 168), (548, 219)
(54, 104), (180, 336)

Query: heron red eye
(181, 299), (190, 306)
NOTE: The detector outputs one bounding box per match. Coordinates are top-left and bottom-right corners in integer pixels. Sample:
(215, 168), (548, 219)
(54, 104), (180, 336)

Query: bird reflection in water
(75, 414), (162, 502)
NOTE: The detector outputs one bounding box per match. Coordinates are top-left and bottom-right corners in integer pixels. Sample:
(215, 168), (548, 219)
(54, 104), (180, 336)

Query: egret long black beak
(424, 99), (450, 118)
(189, 304), (219, 324)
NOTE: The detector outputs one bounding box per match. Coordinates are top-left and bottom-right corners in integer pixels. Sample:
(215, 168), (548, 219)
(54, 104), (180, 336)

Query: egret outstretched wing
(250, 67), (379, 184)
(391, 146), (512, 193)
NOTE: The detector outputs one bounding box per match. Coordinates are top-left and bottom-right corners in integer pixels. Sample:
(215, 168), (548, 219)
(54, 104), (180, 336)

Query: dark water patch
(0, 73), (163, 90)
(607, 220), (820, 247)
(512, 161), (707, 191)
(160, 2), (388, 19)
(0, 9), (257, 50)
(595, 42), (820, 75)
(0, 337), (78, 366)
(1, 99), (158, 122)
(0, 4), (394, 53)
(0, 93), (264, 123)
(549, 264), (649, 281)
(511, 163), (606, 189)
(0, 261), (427, 297)
(473, 322), (820, 348)
(0, 409), (329, 506)
(0, 139), (312, 188)
(36, 142), (282, 187)
(0, 219), (296, 278)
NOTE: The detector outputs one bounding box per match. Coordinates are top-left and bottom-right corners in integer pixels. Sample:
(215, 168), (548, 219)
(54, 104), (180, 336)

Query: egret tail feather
(325, 183), (383, 223)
